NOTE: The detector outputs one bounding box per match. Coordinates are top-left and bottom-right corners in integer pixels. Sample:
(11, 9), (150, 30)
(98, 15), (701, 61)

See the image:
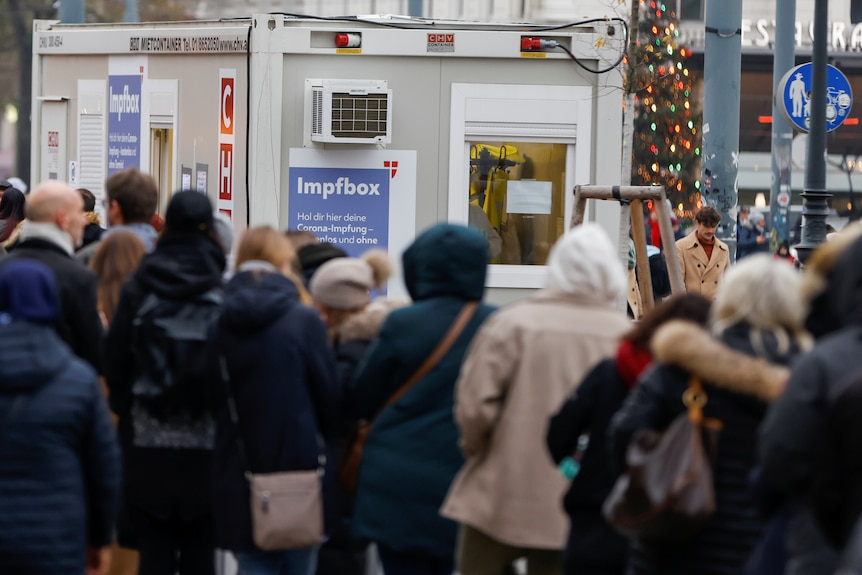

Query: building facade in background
(677, 0), (862, 212)
(193, 0), (862, 215)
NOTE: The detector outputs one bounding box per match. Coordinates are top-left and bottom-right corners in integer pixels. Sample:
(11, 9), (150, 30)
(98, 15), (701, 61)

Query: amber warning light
(335, 33), (361, 48)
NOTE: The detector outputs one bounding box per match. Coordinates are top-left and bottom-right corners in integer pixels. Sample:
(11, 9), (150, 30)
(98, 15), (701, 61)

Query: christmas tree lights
(629, 0), (703, 215)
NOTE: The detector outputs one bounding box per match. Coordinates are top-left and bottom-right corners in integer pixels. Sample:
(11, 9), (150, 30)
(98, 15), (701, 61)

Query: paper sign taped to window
(507, 180), (552, 214)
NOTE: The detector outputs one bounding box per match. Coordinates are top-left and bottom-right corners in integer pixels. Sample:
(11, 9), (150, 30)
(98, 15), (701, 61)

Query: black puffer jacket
(760, 233), (862, 552)
(610, 321), (796, 575)
(811, 371), (862, 549)
(837, 516), (862, 574)
(547, 357), (630, 575)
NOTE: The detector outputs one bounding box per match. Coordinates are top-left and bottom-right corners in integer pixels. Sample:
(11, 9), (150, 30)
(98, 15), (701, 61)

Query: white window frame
(77, 79), (107, 222)
(448, 83), (593, 289)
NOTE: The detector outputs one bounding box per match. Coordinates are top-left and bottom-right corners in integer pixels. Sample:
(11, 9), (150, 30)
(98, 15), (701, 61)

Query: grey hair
(711, 254), (812, 353)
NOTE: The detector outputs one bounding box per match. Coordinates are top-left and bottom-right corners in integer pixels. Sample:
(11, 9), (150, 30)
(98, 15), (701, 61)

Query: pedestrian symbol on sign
(778, 63), (853, 133)
(789, 73), (806, 118)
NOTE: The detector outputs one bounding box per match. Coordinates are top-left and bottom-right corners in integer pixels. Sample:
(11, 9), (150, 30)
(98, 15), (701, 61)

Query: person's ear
(54, 208), (68, 231)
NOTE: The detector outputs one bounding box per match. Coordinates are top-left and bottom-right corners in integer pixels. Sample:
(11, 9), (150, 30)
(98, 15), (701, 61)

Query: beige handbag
(220, 357), (324, 550)
(248, 469), (323, 550)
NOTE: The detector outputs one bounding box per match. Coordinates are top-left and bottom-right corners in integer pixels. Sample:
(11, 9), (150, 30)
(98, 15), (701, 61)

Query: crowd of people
(1, 169), (862, 575)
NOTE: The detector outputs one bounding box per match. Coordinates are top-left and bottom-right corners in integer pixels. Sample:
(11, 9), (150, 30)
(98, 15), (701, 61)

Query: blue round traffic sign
(778, 63), (853, 133)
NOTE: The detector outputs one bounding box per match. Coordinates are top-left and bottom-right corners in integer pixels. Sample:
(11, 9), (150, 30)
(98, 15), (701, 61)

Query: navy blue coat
(737, 222), (769, 260)
(350, 224), (496, 558)
(0, 321), (120, 574)
(209, 269), (339, 552)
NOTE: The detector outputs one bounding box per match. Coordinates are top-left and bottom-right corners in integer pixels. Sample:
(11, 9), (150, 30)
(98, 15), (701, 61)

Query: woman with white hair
(441, 222), (631, 574)
(609, 254), (811, 575)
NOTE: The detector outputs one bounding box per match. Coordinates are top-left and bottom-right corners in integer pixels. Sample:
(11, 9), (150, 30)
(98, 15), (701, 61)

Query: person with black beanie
(104, 191), (226, 575)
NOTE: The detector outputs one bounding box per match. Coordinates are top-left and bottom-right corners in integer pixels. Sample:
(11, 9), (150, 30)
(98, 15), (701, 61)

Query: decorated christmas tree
(628, 0), (702, 216)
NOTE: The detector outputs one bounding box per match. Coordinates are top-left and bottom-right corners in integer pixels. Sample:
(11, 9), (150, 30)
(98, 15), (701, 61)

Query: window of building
(679, 0), (704, 21)
(468, 142), (567, 266)
(448, 83), (592, 288)
(853, 0), (862, 23)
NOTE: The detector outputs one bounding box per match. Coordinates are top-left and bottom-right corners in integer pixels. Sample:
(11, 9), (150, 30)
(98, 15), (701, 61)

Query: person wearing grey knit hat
(310, 249), (392, 330)
(308, 248), (401, 573)
(297, 242), (348, 286)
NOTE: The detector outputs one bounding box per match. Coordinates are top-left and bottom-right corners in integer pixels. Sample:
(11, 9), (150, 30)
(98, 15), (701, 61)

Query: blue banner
(107, 74), (142, 174)
(288, 167), (390, 257)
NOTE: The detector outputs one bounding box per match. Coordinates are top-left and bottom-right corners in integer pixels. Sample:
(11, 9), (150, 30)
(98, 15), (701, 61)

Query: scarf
(615, 339), (653, 389)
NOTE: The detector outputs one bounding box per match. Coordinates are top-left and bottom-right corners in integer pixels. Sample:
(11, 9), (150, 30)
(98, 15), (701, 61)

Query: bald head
(27, 181), (77, 221)
(26, 181), (86, 246)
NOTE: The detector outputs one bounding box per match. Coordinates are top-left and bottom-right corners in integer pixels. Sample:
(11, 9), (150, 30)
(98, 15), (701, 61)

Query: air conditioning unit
(308, 79), (392, 144)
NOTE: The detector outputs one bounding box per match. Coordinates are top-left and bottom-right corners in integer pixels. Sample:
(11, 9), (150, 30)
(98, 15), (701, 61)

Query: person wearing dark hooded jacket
(806, 367), (862, 550)
(209, 226), (339, 575)
(759, 227), (862, 572)
(835, 517), (862, 575)
(609, 255), (810, 575)
(104, 191), (225, 575)
(349, 223), (495, 575)
(0, 259), (120, 575)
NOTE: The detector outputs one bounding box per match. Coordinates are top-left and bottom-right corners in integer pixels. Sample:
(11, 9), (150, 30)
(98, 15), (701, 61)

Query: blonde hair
(90, 230), (147, 323)
(236, 226), (296, 270)
(711, 254), (811, 354)
(236, 225), (312, 305)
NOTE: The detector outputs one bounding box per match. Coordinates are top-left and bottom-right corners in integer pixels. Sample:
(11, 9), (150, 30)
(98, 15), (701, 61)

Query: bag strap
(219, 355), (325, 479)
(379, 301), (479, 413)
(219, 356), (252, 477)
(682, 375), (706, 424)
(683, 375), (723, 431)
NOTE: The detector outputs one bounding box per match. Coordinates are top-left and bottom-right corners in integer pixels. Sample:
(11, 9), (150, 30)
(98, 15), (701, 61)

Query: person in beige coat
(675, 205), (730, 299)
(441, 222), (631, 575)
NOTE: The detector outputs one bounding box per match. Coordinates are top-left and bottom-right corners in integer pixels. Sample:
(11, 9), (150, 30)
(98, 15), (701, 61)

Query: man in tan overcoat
(675, 205), (730, 299)
(441, 223), (631, 575)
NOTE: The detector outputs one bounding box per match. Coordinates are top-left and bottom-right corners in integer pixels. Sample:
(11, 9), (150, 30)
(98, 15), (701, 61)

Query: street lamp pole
(794, 0), (830, 265)
(768, 0), (795, 251)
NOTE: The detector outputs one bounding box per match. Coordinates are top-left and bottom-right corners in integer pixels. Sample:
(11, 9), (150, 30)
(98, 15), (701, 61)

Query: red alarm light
(335, 33), (361, 48)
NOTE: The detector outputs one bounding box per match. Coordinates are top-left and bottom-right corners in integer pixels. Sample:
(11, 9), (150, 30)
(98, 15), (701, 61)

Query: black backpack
(130, 287), (223, 420)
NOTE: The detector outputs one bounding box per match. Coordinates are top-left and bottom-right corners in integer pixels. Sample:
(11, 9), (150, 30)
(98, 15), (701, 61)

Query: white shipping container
(32, 13), (627, 303)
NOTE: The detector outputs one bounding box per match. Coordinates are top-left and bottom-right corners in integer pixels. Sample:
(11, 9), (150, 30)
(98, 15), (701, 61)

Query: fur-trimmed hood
(85, 211), (102, 227)
(1, 219), (25, 250)
(335, 297), (409, 344)
(801, 224), (862, 337)
(650, 320), (790, 402)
